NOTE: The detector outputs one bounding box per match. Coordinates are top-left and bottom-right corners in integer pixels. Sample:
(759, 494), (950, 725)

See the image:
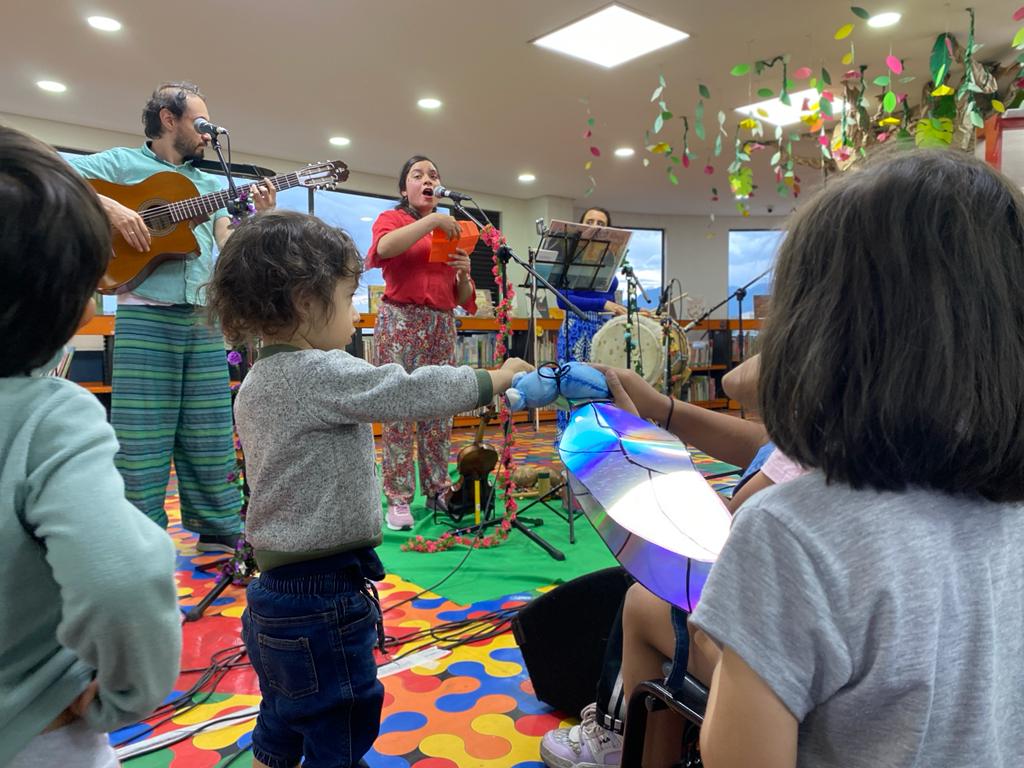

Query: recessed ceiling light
(329, 136), (351, 146)
(735, 88), (846, 127)
(614, 147), (635, 157)
(417, 97), (442, 110)
(87, 15), (122, 31)
(360, 216), (373, 222)
(867, 12), (901, 27)
(518, 173), (536, 183)
(532, 4), (688, 69)
(37, 80), (67, 93)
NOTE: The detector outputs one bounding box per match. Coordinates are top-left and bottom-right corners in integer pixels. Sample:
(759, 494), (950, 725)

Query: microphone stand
(208, 132), (249, 221)
(445, 198), (570, 561)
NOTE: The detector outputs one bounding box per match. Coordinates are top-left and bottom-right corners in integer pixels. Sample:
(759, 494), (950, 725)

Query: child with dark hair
(0, 126), (181, 765)
(207, 210), (531, 768)
(687, 149), (1024, 766)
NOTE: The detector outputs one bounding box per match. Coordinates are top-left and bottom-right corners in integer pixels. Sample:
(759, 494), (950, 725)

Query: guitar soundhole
(139, 198), (176, 237)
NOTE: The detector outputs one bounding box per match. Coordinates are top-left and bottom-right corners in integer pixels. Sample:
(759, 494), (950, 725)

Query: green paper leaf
(695, 100), (705, 140)
(820, 97), (833, 117)
(699, 83), (711, 98)
(662, 111), (673, 120)
(650, 85), (664, 102)
(899, 76), (916, 84)
(770, 151), (781, 166)
(730, 63), (750, 76)
(883, 90), (897, 113)
(714, 134), (723, 156)
(780, 90), (791, 106)
(671, 155), (681, 164)
(668, 167), (679, 185)
(757, 87), (774, 98)
(786, 79), (795, 90)
(718, 110), (726, 126)
(587, 117), (595, 127)
(654, 114), (664, 133)
(822, 67), (832, 85)
(659, 74), (666, 87)
(659, 99), (668, 110)
(738, 152), (751, 162)
(970, 110), (985, 128)
(930, 34), (949, 82)
(1014, 26), (1024, 48)
(851, 6), (870, 19)
(873, 75), (890, 87)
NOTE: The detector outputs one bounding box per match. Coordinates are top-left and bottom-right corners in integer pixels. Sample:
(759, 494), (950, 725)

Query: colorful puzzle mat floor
(117, 421), (741, 766)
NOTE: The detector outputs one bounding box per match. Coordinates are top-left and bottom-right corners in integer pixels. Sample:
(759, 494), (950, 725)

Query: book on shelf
(685, 375), (717, 403)
(46, 346), (75, 378)
(368, 285), (385, 314)
(689, 339), (713, 367)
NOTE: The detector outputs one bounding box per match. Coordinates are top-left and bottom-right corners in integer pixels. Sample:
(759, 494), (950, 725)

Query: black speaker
(512, 566), (631, 715)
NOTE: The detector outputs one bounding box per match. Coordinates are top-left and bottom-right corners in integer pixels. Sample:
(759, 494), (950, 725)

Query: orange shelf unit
(355, 314), (562, 332)
(78, 314), (116, 335)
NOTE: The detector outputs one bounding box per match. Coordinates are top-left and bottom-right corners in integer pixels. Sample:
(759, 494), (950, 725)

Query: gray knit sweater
(234, 346), (491, 569)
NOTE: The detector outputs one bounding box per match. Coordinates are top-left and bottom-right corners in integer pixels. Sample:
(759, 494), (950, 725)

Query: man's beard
(174, 133), (205, 164)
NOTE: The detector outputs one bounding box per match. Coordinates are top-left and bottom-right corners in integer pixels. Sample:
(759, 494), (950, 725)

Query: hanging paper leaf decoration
(793, 66), (812, 79)
(587, 117), (595, 127)
(970, 111), (985, 129)
(1013, 26), (1024, 48)
(585, 160), (593, 170)
(757, 87), (774, 98)
(780, 90), (792, 106)
(899, 75), (916, 83)
(851, 6), (870, 19)
(842, 50), (854, 65)
(834, 23), (854, 40)
(993, 99), (1006, 113)
(873, 75), (890, 87)
(642, 158), (650, 167)
(822, 67), (832, 85)
(770, 151), (781, 165)
(590, 146), (601, 157)
(651, 85), (664, 102)
(883, 90), (897, 113)
(695, 100), (706, 141)
(714, 134), (723, 156)
(886, 55), (903, 74)
(583, 129), (592, 139)
(668, 167), (679, 185)
(717, 110), (727, 128)
(1014, 6), (1024, 21)
(930, 34), (949, 82)
(820, 97), (833, 117)
(704, 164), (715, 175)
(699, 83), (711, 98)
(730, 63), (751, 76)
(931, 84), (955, 97)
(654, 114), (664, 133)
(650, 142), (672, 154)
(757, 108), (770, 118)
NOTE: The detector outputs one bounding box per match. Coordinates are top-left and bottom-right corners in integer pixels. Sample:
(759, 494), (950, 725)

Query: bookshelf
(73, 313), (563, 431)
(684, 318), (762, 410)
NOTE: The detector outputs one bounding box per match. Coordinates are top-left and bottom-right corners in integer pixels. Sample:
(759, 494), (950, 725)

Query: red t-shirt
(365, 209), (477, 314)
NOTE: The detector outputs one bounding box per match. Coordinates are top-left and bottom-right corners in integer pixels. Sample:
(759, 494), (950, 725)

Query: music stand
(533, 220), (632, 296)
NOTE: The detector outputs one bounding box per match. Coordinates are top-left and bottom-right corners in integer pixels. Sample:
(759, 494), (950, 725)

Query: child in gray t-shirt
(688, 150), (1024, 767)
(207, 210), (531, 768)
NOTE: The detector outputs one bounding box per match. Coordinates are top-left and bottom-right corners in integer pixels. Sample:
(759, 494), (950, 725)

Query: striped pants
(374, 300), (456, 505)
(111, 305), (241, 534)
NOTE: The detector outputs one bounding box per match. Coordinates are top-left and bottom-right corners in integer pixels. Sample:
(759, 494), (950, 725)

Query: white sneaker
(540, 703), (623, 768)
(385, 502), (414, 531)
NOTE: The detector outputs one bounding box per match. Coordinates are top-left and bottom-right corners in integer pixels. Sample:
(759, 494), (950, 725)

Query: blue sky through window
(727, 230), (783, 317)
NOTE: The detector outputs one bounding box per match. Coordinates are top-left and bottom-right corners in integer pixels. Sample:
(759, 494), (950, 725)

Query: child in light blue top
(0, 127), (181, 766)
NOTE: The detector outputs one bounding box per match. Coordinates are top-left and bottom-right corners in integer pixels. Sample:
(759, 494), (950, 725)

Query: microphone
(193, 117), (228, 136)
(432, 185), (473, 203)
(620, 263), (651, 304)
(655, 288), (669, 315)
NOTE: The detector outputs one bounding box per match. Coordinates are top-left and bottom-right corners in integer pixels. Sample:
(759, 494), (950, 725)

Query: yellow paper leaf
(650, 142), (672, 154)
(834, 23), (854, 40)
(878, 116), (901, 126)
(931, 84), (955, 97)
(993, 100), (1006, 113)
(757, 108), (770, 117)
(842, 51), (854, 65)
(738, 118), (759, 129)
(584, 160), (593, 170)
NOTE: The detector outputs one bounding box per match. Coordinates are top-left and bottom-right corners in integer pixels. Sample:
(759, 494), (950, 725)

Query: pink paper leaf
(590, 146), (601, 157)
(886, 55), (903, 74)
(583, 129), (592, 139)
(793, 66), (813, 79)
(1015, 5), (1024, 21)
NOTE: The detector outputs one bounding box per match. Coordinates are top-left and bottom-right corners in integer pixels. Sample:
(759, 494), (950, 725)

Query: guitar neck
(171, 170), (305, 222)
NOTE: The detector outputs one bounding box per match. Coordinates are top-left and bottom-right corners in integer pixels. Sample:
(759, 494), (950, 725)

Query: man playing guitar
(68, 81), (276, 551)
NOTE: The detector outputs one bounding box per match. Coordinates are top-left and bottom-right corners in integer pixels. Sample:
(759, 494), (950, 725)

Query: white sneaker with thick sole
(540, 703), (623, 768)
(385, 502), (414, 531)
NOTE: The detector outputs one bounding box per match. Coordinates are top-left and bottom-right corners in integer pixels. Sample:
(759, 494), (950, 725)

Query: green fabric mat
(377, 471), (618, 605)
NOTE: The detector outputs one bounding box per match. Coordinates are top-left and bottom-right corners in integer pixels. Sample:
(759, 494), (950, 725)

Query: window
(727, 230), (783, 318)
(622, 227), (664, 311)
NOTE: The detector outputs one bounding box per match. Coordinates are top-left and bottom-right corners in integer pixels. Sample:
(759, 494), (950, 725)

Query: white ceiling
(0, 0), (1017, 215)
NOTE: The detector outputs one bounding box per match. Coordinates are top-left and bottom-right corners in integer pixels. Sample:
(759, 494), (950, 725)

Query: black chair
(620, 674), (709, 768)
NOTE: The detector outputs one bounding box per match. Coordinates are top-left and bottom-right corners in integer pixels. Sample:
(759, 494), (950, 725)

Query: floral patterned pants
(374, 300), (457, 504)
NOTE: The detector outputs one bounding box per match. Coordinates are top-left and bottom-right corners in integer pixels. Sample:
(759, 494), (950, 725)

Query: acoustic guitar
(442, 407), (499, 522)
(88, 160), (349, 294)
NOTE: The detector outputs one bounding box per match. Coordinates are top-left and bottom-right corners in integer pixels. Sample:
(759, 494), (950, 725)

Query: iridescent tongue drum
(504, 363), (732, 611)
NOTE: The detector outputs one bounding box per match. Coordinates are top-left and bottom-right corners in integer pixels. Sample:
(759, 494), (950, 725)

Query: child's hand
(490, 358), (534, 394)
(500, 358), (534, 376)
(590, 364), (664, 420)
(68, 680), (99, 718)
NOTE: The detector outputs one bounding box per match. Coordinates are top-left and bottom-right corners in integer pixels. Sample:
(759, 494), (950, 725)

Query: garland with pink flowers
(401, 224), (519, 553)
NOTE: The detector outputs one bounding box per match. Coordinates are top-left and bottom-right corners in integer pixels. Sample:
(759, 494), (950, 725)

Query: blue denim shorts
(241, 553), (384, 768)
(664, 605), (692, 692)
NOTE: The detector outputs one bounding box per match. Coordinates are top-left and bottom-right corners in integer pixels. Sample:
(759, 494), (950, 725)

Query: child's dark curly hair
(207, 210), (362, 345)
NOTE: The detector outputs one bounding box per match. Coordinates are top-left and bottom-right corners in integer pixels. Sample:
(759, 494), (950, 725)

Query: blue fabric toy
(504, 362), (611, 412)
